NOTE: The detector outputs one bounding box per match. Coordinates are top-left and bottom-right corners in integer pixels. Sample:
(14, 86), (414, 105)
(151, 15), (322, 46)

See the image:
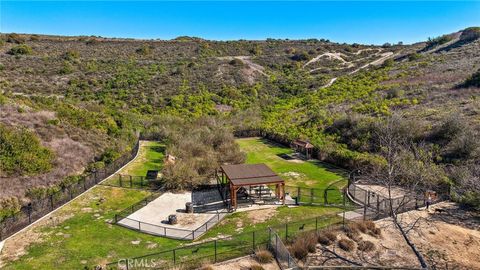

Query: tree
(367, 114), (446, 269)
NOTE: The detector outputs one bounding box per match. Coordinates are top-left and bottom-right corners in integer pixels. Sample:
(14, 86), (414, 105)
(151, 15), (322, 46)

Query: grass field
(102, 141), (165, 187)
(236, 137), (347, 189)
(1, 138), (347, 269)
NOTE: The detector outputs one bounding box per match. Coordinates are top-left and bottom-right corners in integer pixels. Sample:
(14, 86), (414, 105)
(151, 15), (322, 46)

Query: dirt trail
(217, 56), (267, 76)
(317, 51), (395, 88)
(303, 52), (353, 68)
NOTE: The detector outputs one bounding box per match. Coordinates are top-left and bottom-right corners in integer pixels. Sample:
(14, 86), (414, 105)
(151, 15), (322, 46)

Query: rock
(64, 234), (71, 238)
(131, 240), (141, 245)
(147, 243), (158, 249)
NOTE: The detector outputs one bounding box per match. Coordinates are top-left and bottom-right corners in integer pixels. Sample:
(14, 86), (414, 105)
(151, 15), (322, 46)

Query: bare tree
(367, 114), (445, 269)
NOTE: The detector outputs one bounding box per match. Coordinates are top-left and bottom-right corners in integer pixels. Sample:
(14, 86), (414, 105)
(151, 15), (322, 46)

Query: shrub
(460, 27), (480, 42)
(408, 53), (422, 61)
(63, 50), (80, 61)
(255, 249), (273, 264)
(8, 44), (32, 55)
(357, 240), (376, 252)
(461, 69), (480, 88)
(291, 51), (310, 61)
(229, 58), (244, 66)
(136, 44), (152, 55)
(250, 265), (265, 270)
(59, 61), (74, 74)
(318, 231), (337, 245)
(425, 34), (453, 50)
(289, 232), (317, 260)
(6, 33), (25, 44)
(0, 124), (54, 176)
(289, 241), (308, 260)
(338, 238), (355, 252)
(198, 264), (213, 270)
(343, 223), (361, 241)
(363, 220), (376, 231)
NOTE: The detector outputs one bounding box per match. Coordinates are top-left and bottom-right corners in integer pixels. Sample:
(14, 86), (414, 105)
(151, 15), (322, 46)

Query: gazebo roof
(292, 139), (314, 148)
(220, 163), (284, 186)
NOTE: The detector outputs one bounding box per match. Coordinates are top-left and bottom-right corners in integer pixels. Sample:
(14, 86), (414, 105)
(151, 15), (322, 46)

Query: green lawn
(236, 137), (347, 189)
(2, 138), (347, 270)
(102, 141), (165, 187)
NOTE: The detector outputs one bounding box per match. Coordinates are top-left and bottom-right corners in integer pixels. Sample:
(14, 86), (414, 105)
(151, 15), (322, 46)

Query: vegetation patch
(0, 124), (54, 176)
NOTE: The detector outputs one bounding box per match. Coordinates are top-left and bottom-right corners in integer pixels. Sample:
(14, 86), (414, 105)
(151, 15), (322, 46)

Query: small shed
(291, 139), (314, 159)
(217, 164), (285, 210)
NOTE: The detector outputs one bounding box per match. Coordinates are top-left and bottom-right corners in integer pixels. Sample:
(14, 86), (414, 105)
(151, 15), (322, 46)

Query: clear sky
(1, 1), (479, 45)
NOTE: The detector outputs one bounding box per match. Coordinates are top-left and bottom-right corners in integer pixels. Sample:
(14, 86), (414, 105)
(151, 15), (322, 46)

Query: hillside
(0, 28), (479, 216)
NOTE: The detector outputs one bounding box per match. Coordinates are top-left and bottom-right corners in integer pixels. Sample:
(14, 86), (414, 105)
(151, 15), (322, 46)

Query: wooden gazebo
(292, 139), (314, 159)
(217, 164), (285, 210)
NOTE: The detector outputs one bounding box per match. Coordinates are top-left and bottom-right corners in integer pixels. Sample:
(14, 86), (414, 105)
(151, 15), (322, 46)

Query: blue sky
(1, 1), (479, 44)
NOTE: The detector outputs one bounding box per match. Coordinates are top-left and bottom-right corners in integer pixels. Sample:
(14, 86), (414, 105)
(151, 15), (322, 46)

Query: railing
(104, 214), (343, 270)
(114, 192), (228, 240)
(347, 180), (448, 220)
(269, 228), (299, 270)
(100, 174), (162, 190)
(0, 139), (140, 241)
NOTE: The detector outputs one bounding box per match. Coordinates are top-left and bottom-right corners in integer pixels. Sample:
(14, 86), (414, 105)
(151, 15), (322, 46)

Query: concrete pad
(117, 192), (224, 239)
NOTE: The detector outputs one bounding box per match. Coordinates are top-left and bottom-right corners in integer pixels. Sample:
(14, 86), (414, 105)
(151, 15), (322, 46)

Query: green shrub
(338, 238), (355, 252)
(0, 124), (54, 176)
(63, 50), (80, 61)
(425, 34), (453, 50)
(59, 61), (74, 74)
(255, 249), (273, 263)
(136, 44), (152, 55)
(8, 44), (32, 55)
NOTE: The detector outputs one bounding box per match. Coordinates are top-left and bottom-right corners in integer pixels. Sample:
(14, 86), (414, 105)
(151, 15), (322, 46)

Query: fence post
(297, 187), (301, 204)
(315, 217), (318, 232)
(363, 204), (367, 221)
(119, 174), (122, 187)
(114, 214), (118, 223)
(252, 231), (256, 251)
(130, 175), (133, 188)
(173, 249), (176, 266)
(50, 195), (54, 210)
(214, 240), (217, 263)
(285, 223), (288, 241)
(141, 176), (144, 187)
(310, 189), (314, 204)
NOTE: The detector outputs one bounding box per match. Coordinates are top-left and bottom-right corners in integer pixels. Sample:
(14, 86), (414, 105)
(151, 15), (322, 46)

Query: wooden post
(282, 183), (285, 205)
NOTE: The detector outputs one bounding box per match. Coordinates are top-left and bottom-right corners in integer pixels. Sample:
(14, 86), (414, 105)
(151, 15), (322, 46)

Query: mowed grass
(2, 187), (185, 270)
(102, 141), (165, 187)
(2, 138), (347, 270)
(1, 141), (176, 270)
(118, 140), (165, 176)
(236, 137), (347, 189)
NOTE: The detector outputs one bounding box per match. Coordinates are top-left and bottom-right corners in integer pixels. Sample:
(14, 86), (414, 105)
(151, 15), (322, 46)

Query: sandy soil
(307, 202), (480, 269)
(211, 255), (280, 270)
(355, 184), (407, 199)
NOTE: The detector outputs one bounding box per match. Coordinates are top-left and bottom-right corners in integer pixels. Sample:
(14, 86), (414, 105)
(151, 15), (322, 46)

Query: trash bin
(186, 202), (193, 213)
(168, 214), (177, 225)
